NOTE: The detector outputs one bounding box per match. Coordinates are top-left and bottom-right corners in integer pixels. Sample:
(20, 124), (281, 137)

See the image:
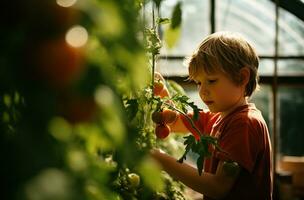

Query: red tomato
(127, 173), (140, 188)
(162, 109), (177, 124)
(155, 124), (170, 139)
(152, 111), (164, 124)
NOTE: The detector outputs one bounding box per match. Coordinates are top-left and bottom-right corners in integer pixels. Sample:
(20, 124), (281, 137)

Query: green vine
(144, 0), (222, 177)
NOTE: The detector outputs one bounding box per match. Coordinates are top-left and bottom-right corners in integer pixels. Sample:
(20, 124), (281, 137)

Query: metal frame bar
(158, 55), (304, 60)
(164, 76), (304, 86)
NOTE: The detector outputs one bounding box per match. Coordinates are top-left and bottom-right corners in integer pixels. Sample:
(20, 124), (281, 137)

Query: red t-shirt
(181, 103), (273, 200)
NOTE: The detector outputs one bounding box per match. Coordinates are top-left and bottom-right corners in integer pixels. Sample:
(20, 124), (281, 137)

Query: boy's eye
(207, 79), (217, 84)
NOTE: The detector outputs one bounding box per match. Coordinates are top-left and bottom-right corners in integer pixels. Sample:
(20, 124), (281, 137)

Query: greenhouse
(1, 0), (303, 199)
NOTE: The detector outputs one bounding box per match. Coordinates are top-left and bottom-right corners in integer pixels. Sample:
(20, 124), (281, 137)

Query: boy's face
(193, 69), (245, 115)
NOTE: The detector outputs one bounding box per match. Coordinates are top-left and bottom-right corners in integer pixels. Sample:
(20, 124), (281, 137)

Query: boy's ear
(240, 67), (250, 86)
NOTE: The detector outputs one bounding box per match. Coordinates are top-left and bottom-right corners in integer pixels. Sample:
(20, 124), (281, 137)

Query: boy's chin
(207, 106), (223, 114)
(207, 107), (218, 113)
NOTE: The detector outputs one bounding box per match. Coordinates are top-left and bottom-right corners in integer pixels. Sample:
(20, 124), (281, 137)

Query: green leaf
(198, 139), (211, 158)
(138, 157), (164, 191)
(177, 153), (186, 163)
(178, 135), (196, 163)
(145, 28), (162, 55)
(155, 98), (163, 111)
(170, 2), (182, 29)
(188, 102), (202, 121)
(178, 137), (191, 162)
(171, 94), (202, 121)
(196, 155), (204, 176)
(125, 99), (139, 120)
(3, 94), (12, 107)
(153, 0), (163, 8)
(156, 17), (170, 25)
(183, 135), (196, 146)
(164, 26), (181, 49)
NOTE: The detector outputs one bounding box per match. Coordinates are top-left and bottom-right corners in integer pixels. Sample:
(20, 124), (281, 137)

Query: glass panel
(156, 59), (187, 76)
(259, 59), (274, 76)
(217, 0), (275, 56)
(156, 58), (274, 77)
(250, 85), (272, 132)
(278, 60), (304, 75)
(159, 0), (210, 56)
(152, 0), (304, 57)
(278, 87), (304, 156)
(143, 2), (153, 28)
(278, 7), (304, 56)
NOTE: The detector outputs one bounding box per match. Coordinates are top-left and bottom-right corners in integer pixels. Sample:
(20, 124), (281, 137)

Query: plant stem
(151, 2), (156, 98)
(152, 55), (155, 95)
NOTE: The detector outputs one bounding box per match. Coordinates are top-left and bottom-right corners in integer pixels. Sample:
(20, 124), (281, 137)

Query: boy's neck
(220, 97), (248, 118)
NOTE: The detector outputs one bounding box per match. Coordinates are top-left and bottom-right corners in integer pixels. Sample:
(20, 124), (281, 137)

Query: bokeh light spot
(56, 0), (77, 7)
(65, 25), (88, 48)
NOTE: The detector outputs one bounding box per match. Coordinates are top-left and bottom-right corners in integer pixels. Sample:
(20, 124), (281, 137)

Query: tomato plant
(152, 109), (177, 125)
(143, 0), (223, 177)
(0, 0), (220, 200)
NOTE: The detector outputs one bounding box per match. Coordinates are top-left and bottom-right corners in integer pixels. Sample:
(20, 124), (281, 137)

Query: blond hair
(186, 31), (259, 97)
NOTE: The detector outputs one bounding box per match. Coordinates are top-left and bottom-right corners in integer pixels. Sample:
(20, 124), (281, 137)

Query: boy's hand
(154, 72), (170, 98)
(150, 148), (166, 158)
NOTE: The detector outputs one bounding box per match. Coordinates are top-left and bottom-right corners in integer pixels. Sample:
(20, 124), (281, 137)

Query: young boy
(151, 31), (273, 200)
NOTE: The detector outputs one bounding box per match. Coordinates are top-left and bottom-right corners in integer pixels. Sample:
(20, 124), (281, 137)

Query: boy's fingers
(159, 88), (170, 98)
(154, 72), (171, 98)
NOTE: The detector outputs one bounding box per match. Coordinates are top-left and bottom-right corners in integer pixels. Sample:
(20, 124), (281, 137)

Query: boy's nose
(199, 85), (209, 96)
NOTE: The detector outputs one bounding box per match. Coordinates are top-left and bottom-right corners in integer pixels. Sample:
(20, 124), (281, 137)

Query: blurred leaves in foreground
(0, 0), (189, 200)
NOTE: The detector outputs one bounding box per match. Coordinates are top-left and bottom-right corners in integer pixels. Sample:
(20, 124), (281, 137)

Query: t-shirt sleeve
(180, 111), (215, 140)
(215, 117), (260, 173)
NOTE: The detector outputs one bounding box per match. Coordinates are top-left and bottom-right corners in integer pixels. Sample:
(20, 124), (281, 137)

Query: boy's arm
(151, 149), (240, 199)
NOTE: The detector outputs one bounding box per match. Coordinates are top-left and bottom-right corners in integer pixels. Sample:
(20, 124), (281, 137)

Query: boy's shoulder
(218, 103), (269, 141)
(225, 103), (266, 128)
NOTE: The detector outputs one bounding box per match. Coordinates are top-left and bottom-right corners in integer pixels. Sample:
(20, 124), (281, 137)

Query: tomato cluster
(152, 109), (177, 139)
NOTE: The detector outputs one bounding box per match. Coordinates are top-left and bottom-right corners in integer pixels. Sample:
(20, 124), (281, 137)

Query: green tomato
(128, 173), (140, 188)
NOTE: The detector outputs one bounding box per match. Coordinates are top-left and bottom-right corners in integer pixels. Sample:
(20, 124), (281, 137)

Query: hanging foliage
(0, 0), (219, 199)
